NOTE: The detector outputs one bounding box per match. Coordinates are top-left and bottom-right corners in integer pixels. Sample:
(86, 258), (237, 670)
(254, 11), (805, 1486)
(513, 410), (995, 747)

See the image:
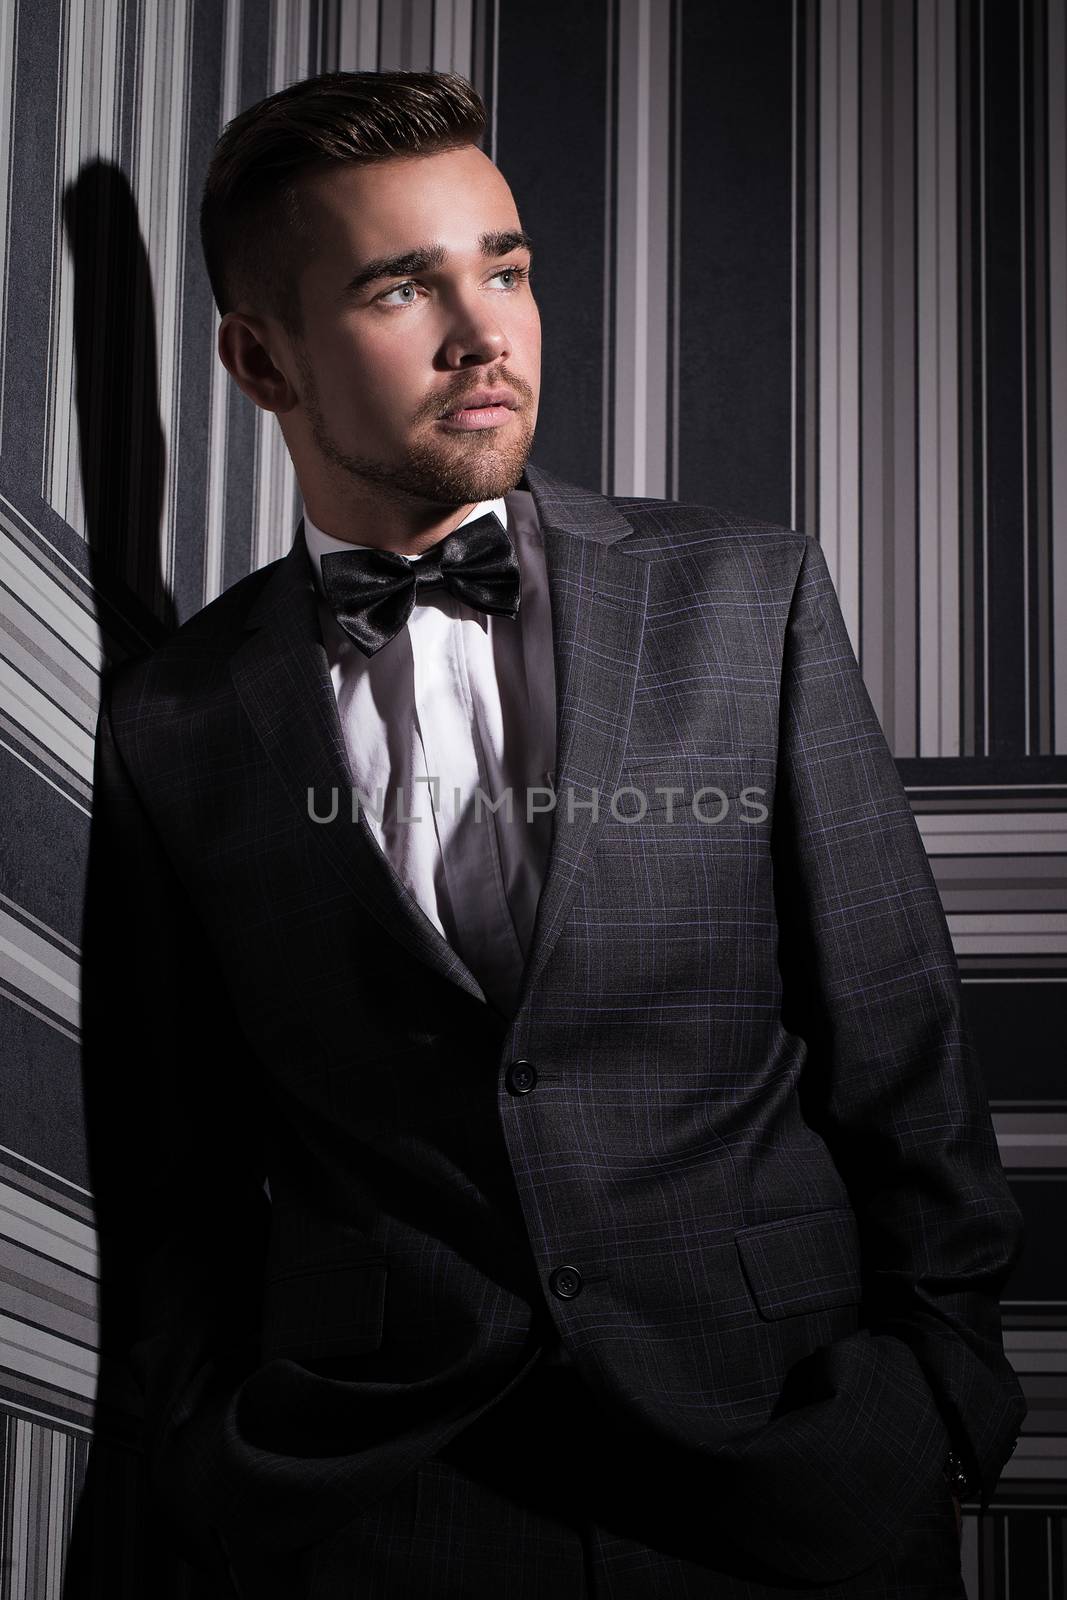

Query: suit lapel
(515, 463), (649, 1012)
(229, 460), (648, 1018)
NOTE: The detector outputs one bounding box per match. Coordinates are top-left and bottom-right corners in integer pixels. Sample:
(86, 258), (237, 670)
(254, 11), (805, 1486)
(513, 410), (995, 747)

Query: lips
(440, 389), (518, 418)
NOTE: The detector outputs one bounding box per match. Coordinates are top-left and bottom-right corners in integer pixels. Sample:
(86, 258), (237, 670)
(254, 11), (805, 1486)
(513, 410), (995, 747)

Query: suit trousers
(221, 1356), (968, 1600)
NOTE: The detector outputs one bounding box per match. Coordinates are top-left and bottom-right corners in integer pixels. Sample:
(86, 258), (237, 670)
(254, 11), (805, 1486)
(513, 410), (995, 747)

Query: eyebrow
(340, 229), (534, 299)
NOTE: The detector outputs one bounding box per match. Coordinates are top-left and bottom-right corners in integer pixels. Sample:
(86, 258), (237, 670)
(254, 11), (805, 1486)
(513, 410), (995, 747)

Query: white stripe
(916, 810), (1067, 852)
(947, 912), (1067, 955)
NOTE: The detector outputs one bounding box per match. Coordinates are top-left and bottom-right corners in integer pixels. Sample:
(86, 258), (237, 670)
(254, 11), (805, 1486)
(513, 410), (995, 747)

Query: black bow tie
(317, 510), (522, 658)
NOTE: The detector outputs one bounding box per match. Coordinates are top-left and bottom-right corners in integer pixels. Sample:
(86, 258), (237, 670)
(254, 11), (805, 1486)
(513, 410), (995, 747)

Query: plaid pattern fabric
(84, 459), (1024, 1593)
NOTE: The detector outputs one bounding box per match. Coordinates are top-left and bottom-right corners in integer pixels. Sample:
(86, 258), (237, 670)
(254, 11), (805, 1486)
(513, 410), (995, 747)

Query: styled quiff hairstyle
(199, 69), (487, 338)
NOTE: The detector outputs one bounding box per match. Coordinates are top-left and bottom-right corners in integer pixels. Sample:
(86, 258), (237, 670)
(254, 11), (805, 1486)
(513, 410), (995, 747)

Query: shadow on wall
(63, 161), (176, 642)
(59, 163), (221, 1599)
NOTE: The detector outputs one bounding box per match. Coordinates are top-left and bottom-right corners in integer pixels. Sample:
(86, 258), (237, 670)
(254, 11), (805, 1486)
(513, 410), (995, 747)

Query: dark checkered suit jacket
(84, 459), (1025, 1589)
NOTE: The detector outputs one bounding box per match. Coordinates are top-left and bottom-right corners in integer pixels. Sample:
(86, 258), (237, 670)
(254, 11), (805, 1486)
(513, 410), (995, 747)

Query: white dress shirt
(303, 489), (557, 1017)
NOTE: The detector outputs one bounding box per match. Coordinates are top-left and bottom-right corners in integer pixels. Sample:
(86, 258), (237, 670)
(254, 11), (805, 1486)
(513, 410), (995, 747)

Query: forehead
(299, 146), (520, 253)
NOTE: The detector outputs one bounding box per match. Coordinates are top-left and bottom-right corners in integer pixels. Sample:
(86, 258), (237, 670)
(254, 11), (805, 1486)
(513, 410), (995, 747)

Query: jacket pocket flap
(735, 1208), (862, 1319)
(261, 1256), (387, 1360)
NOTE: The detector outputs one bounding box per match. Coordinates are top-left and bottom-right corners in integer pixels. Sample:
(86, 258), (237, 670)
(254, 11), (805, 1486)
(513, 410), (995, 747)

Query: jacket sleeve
(770, 533), (1026, 1506)
(83, 667), (272, 1577)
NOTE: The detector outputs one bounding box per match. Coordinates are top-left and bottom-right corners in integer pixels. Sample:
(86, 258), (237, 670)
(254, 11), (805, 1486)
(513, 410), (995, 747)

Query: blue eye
(377, 264), (531, 306)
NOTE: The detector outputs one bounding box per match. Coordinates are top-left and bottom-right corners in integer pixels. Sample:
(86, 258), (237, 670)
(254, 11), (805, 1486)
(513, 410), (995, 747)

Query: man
(85, 68), (1025, 1598)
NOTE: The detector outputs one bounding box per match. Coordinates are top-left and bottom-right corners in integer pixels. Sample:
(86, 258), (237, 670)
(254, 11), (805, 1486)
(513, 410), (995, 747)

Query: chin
(417, 431), (535, 505)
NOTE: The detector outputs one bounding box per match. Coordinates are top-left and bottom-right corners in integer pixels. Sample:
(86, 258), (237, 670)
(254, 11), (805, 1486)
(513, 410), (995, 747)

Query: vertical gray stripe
(377, 0), (406, 67)
(602, 0), (616, 493)
(50, 0), (119, 550)
(979, 0), (991, 753)
(127, 0), (193, 621)
(790, 0), (799, 530)
(408, 0), (434, 67)
(891, 0), (917, 755)
(489, 0), (499, 162)
(12, 1415), (28, 1592)
(645, 1), (670, 496)
(204, 0), (243, 606)
(436, 0), (473, 80)
(961, 1508), (980, 1598)
(335, 0), (378, 66)
(844, 0), (862, 640)
(252, 0), (310, 574)
(0, 0), (18, 465)
(613, 0), (641, 492)
(859, 0), (887, 725)
(470, 0), (496, 160)
(668, 0), (681, 501)
(804, 0), (819, 541)
(938, 0), (962, 757)
(612, 0), (672, 496)
(958, 0), (979, 757)
(1050, 0), (1067, 752)
(1020, 0), (1032, 757)
(1030, 0), (1052, 757)
(817, 0), (840, 577)
(916, 0), (961, 755)
(818, 0), (861, 654)
(1049, 1516), (1062, 1600)
(163, 0), (197, 610)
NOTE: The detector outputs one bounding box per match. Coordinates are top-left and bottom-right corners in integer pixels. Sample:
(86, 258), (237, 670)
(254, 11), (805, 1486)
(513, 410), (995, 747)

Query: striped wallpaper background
(0, 1), (1063, 1595)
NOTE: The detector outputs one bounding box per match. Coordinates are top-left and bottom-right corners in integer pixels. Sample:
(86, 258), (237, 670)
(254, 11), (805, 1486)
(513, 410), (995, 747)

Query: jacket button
(549, 1265), (583, 1299)
(506, 1059), (537, 1094)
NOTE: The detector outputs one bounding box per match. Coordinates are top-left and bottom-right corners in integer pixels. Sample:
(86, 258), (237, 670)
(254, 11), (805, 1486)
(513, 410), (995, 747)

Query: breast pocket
(261, 1256), (388, 1362)
(610, 752), (773, 824)
(735, 1208), (863, 1319)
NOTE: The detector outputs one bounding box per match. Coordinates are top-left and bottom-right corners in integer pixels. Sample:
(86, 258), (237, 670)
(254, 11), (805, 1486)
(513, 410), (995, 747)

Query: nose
(439, 285), (510, 369)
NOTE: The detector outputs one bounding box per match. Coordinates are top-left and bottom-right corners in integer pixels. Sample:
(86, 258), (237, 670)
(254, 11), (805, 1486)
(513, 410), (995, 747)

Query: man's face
(275, 144), (540, 510)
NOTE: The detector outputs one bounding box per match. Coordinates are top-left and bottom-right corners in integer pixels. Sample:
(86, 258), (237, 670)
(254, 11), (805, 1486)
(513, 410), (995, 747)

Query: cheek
(519, 301), (541, 354)
(327, 339), (408, 418)
(507, 309), (541, 392)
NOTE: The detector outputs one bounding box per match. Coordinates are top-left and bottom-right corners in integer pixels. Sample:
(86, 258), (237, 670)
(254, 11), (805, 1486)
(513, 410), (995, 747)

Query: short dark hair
(199, 69), (487, 338)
